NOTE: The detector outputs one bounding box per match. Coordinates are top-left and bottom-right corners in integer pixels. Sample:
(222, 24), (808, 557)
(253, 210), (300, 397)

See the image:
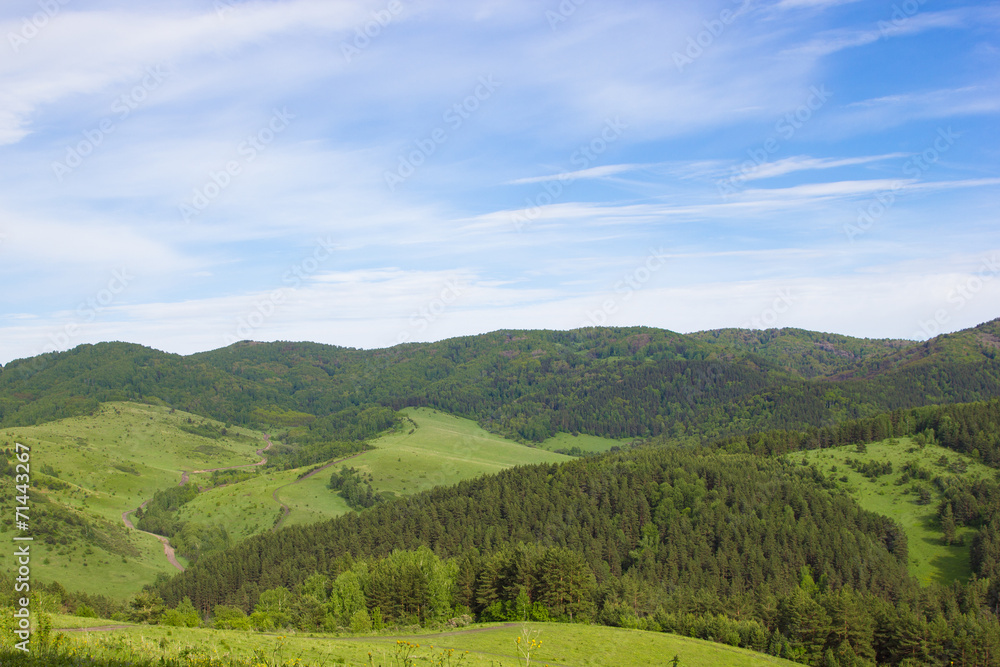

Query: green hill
(0, 402), (571, 595)
(798, 436), (996, 585)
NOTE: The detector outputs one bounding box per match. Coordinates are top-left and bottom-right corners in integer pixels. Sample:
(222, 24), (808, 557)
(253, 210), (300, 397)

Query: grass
(537, 431), (628, 455)
(275, 407), (573, 529)
(341, 408), (573, 497)
(35, 615), (801, 667)
(177, 468), (299, 541)
(797, 437), (996, 585)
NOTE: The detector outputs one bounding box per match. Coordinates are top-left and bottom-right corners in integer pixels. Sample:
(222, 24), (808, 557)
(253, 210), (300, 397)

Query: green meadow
(538, 430), (629, 454)
(183, 407), (572, 536)
(40, 615), (801, 667)
(797, 437), (995, 585)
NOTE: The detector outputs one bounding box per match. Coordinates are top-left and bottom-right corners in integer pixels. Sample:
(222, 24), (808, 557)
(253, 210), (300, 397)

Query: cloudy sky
(1, 0), (998, 364)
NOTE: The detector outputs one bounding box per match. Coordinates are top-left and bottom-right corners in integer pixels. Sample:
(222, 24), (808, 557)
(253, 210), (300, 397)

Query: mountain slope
(2, 322), (1000, 443)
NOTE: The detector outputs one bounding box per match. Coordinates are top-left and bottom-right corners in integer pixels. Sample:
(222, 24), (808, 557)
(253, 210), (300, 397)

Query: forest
(142, 398), (1000, 665)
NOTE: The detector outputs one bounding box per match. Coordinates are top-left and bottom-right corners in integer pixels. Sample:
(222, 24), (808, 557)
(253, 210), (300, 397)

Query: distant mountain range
(2, 319), (999, 442)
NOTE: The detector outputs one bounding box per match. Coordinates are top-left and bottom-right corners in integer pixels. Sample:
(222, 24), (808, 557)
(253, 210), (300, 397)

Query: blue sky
(1, 0), (998, 364)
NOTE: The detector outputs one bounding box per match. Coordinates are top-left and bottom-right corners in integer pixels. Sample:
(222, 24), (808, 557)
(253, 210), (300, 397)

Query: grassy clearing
(537, 431), (628, 454)
(797, 437), (995, 585)
(42, 616), (800, 667)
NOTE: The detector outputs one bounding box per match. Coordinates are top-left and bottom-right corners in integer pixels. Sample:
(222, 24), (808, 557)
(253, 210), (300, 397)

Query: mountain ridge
(2, 320), (999, 443)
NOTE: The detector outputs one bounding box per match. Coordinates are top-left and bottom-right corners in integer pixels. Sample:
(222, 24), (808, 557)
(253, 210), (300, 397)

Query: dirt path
(270, 450), (365, 532)
(122, 500), (185, 572)
(122, 434), (275, 573)
(186, 434), (274, 476)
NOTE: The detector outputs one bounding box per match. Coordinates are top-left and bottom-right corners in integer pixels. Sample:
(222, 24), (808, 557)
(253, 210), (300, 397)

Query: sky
(0, 0), (998, 364)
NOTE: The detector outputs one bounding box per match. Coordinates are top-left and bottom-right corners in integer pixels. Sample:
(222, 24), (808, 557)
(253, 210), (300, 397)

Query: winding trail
(122, 434), (275, 573)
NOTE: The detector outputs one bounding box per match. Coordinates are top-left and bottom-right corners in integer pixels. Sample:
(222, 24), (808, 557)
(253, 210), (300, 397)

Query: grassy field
(537, 430), (629, 454)
(0, 402), (267, 596)
(797, 437), (995, 585)
(40, 615), (800, 667)
(177, 468), (300, 541)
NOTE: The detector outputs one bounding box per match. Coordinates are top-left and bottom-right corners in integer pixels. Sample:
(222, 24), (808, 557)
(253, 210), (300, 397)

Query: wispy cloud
(785, 9), (970, 58)
(738, 154), (907, 181)
(506, 163), (646, 185)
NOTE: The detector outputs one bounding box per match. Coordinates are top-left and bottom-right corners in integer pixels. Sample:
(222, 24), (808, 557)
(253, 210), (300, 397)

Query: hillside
(176, 407), (571, 540)
(0, 402), (266, 596)
(797, 436), (996, 585)
(0, 402), (571, 594)
(146, 398), (1000, 665)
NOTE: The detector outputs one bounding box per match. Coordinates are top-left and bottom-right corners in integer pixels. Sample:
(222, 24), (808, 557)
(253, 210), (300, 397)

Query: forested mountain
(2, 320), (999, 443)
